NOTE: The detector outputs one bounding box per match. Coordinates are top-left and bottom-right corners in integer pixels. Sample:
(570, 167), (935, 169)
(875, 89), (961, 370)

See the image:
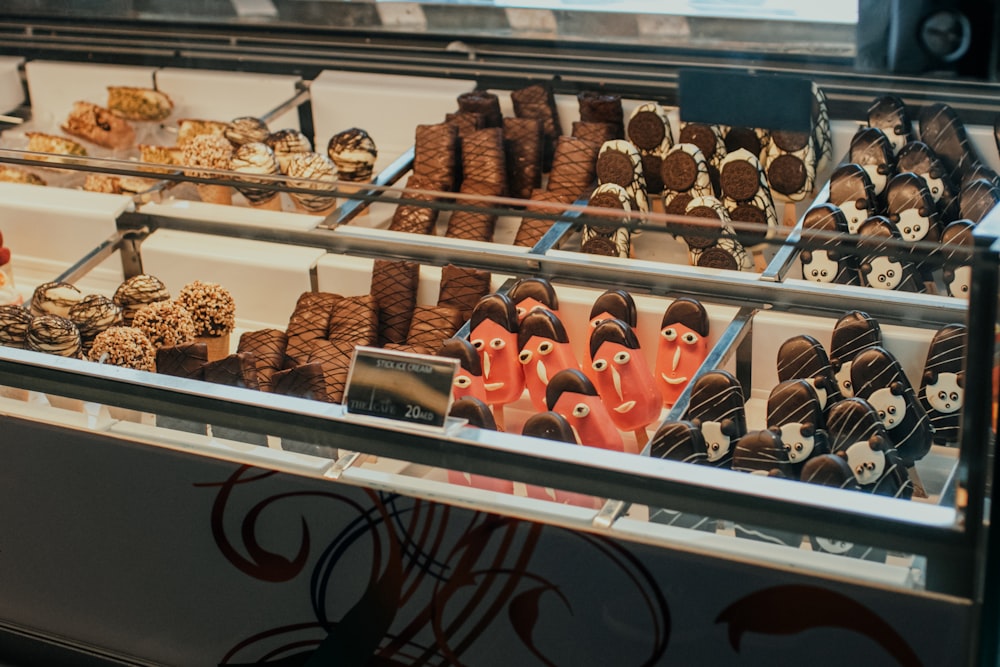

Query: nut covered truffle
(132, 300), (196, 348)
(181, 133), (234, 178)
(176, 280), (236, 337)
(88, 326), (156, 371)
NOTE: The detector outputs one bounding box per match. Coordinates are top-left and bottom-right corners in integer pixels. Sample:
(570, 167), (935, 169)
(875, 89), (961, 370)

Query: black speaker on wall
(857, 0), (1000, 80)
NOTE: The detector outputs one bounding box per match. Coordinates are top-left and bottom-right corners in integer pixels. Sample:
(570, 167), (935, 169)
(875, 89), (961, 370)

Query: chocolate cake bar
(407, 305), (464, 348)
(578, 91), (624, 139)
(326, 294), (379, 345)
(202, 352), (260, 390)
(389, 176), (440, 235)
(503, 117), (543, 200)
(156, 342), (209, 380)
(437, 264), (492, 319)
(272, 362), (331, 402)
(307, 339), (356, 402)
(572, 121), (616, 148)
(285, 291), (341, 367)
(237, 328), (288, 392)
(511, 83), (562, 171)
(460, 127), (507, 196)
(513, 190), (564, 247)
(413, 122), (460, 192)
(545, 136), (599, 202)
(370, 259), (419, 345)
(445, 111), (486, 138)
(457, 90), (503, 128)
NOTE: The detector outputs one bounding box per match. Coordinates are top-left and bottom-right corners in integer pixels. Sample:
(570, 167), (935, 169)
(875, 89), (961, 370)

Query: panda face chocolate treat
(850, 346), (933, 467)
(519, 308), (580, 413)
(649, 420), (708, 464)
(799, 204), (858, 285)
(856, 216), (921, 292)
(940, 220), (975, 299)
(885, 172), (940, 244)
(896, 140), (954, 205)
(918, 102), (979, 183)
(849, 127), (895, 197)
(655, 297), (709, 408)
(830, 310), (882, 398)
(776, 334), (841, 414)
(867, 95), (914, 155)
(684, 369), (747, 467)
(828, 163), (877, 234)
(959, 178), (1000, 223)
(732, 428), (789, 477)
(827, 397), (912, 499)
(766, 379), (828, 470)
(920, 323), (966, 446)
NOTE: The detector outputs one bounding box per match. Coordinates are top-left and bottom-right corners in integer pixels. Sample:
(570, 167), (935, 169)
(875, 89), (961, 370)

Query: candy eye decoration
(662, 327), (677, 342)
(516, 306), (527, 318)
(613, 351), (631, 365)
(518, 350), (532, 364)
(471, 338), (484, 350)
(489, 338), (506, 350)
(454, 376), (471, 388)
(710, 442), (720, 452)
(682, 332), (698, 345)
(592, 359), (608, 372)
(572, 403), (590, 418)
(538, 341), (554, 355)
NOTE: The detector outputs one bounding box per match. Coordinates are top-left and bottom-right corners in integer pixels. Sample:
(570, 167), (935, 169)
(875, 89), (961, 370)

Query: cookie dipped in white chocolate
(285, 152), (339, 213)
(225, 116), (270, 147)
(327, 128), (377, 183)
(30, 282), (83, 318)
(0, 304), (32, 348)
(26, 314), (81, 357)
(230, 141), (282, 209)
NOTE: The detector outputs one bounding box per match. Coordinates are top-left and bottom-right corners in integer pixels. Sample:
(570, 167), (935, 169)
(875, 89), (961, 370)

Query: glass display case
(0, 3), (997, 665)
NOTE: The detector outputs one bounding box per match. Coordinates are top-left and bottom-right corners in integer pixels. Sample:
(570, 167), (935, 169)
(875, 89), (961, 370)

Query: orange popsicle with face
(656, 297), (709, 407)
(545, 368), (624, 452)
(437, 337), (488, 403)
(508, 276), (560, 322)
(469, 293), (524, 408)
(589, 318), (662, 435)
(584, 289), (638, 383)
(518, 308), (580, 412)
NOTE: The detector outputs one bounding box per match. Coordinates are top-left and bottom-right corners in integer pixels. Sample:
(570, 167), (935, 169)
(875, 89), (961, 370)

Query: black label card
(678, 69), (814, 133)
(344, 347), (458, 430)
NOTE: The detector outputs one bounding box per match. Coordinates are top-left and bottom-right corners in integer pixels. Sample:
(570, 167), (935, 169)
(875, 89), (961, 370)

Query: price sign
(678, 69), (814, 133)
(343, 346), (458, 430)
